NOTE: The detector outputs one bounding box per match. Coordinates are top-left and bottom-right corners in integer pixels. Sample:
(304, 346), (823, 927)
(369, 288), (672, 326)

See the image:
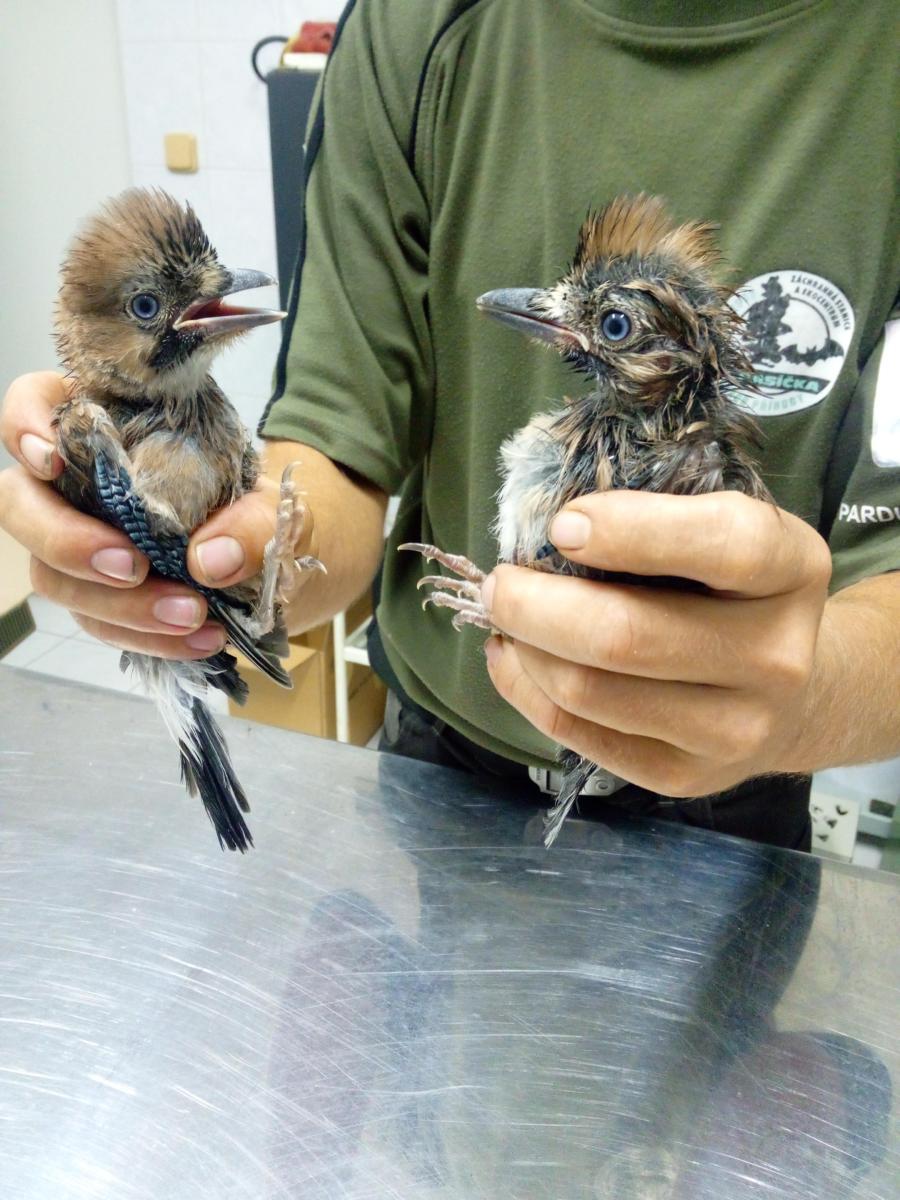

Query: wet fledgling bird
(402, 194), (771, 846)
(53, 188), (322, 851)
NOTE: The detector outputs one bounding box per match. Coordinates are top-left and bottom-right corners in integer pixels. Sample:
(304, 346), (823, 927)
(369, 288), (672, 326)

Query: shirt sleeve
(824, 306), (900, 592)
(258, 1), (434, 496)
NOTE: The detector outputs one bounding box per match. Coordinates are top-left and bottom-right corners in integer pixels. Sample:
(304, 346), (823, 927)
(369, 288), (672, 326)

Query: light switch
(164, 132), (198, 173)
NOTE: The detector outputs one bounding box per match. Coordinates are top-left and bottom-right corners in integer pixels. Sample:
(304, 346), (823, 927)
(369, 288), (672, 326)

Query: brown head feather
(57, 188), (218, 318)
(54, 188), (229, 398)
(574, 193), (722, 282)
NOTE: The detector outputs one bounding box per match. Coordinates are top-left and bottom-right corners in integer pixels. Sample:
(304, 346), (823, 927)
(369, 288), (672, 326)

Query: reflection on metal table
(0, 670), (897, 1198)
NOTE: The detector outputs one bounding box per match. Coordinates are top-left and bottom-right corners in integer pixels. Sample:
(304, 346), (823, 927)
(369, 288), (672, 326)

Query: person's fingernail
(484, 636), (502, 668)
(153, 596), (202, 628)
(91, 547), (138, 582)
(481, 573), (496, 614)
(19, 433), (55, 477)
(185, 624), (226, 653)
(195, 536), (244, 583)
(549, 510), (591, 550)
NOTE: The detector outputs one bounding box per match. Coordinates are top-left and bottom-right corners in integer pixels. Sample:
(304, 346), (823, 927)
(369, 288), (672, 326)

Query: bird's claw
(399, 543), (487, 585)
(400, 542), (492, 631)
(269, 461), (321, 602)
(422, 591), (493, 630)
(251, 462), (322, 636)
(295, 554), (327, 575)
(417, 574), (481, 602)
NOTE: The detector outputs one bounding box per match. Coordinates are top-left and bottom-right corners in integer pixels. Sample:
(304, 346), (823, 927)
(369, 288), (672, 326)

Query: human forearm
(778, 572), (900, 773)
(182, 437), (388, 635)
(259, 439), (387, 633)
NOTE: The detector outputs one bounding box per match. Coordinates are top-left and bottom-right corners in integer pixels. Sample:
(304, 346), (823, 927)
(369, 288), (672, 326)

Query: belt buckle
(528, 764), (627, 797)
(528, 766), (556, 795)
(582, 769), (628, 797)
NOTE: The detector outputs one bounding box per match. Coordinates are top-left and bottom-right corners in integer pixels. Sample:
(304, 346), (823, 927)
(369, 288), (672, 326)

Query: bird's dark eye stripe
(129, 292), (160, 321)
(600, 310), (631, 342)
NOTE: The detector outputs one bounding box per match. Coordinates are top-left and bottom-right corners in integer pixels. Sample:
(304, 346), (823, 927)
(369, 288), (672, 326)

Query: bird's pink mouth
(174, 296), (286, 336)
(501, 310), (589, 350)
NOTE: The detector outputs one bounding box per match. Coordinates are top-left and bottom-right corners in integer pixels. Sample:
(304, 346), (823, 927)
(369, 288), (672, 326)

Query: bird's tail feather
(202, 648), (249, 705)
(543, 751), (594, 847)
(213, 604), (292, 689)
(179, 698), (252, 852)
(123, 652), (252, 851)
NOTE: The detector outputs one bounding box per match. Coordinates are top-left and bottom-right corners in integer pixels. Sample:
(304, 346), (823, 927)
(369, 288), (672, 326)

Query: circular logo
(729, 271), (855, 416)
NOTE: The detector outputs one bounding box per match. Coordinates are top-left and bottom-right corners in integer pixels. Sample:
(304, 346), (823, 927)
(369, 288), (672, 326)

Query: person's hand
(482, 490), (833, 797)
(0, 372), (308, 660)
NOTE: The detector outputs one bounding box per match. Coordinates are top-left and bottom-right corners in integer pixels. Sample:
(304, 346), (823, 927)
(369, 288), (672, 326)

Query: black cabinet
(266, 68), (321, 309)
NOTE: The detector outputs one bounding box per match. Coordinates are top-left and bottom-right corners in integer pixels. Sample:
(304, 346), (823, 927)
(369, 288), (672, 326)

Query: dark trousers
(369, 620), (813, 853)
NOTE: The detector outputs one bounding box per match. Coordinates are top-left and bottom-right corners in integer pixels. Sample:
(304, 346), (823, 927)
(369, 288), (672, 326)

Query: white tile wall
(200, 44), (273, 172)
(213, 316), (284, 405)
(120, 40), (206, 169)
(116, 0), (200, 43)
(3, 605), (135, 697)
(207, 168), (280, 270)
(2, 598), (230, 713)
(115, 0), (346, 432)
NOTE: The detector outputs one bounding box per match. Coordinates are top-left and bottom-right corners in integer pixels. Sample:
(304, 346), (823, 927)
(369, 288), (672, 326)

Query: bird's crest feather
(58, 187), (216, 309)
(575, 193), (722, 280)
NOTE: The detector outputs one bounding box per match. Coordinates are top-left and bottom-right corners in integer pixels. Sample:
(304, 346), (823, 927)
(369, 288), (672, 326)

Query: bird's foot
(399, 542), (493, 631)
(273, 461), (327, 601)
(400, 543), (487, 585)
(252, 462), (326, 636)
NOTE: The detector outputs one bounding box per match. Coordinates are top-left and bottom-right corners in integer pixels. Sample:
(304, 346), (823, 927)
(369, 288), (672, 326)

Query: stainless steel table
(0, 670), (897, 1199)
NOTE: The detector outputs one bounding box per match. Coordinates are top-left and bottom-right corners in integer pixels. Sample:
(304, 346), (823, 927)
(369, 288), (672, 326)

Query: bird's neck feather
(553, 374), (754, 483)
(88, 373), (240, 454)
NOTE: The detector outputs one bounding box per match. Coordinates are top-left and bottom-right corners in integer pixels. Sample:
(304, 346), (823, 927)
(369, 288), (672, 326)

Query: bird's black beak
(174, 268), (286, 337)
(476, 288), (590, 352)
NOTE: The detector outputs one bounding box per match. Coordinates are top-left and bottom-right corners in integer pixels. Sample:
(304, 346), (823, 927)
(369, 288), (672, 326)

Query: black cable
(251, 35), (288, 83)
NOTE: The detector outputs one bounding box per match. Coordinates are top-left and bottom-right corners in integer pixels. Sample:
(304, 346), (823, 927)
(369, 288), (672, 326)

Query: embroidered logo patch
(729, 271), (854, 416)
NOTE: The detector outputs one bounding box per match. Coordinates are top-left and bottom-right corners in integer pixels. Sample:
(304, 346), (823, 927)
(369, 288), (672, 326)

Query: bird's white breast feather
(493, 411), (567, 563)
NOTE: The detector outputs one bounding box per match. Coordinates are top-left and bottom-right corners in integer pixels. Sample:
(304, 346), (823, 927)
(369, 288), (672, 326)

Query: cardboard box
(228, 597), (386, 747)
(0, 526), (35, 657)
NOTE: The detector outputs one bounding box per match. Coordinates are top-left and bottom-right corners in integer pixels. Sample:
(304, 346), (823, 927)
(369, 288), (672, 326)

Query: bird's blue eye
(129, 293), (160, 321)
(600, 310), (631, 342)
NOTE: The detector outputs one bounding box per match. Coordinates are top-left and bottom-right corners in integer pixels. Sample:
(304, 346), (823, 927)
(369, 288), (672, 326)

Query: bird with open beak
(53, 188), (322, 850)
(403, 193), (771, 846)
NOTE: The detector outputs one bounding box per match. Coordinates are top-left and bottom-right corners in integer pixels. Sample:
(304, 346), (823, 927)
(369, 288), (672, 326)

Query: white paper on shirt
(872, 319), (900, 467)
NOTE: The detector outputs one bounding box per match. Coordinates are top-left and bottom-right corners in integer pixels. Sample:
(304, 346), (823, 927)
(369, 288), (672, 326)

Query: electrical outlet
(809, 790), (860, 861)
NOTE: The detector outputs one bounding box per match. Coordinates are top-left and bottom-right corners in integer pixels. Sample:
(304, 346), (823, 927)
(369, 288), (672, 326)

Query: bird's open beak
(476, 288), (590, 352)
(174, 268), (287, 337)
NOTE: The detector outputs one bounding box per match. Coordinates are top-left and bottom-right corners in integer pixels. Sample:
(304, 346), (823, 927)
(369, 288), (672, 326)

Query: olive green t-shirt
(260, 0), (900, 767)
